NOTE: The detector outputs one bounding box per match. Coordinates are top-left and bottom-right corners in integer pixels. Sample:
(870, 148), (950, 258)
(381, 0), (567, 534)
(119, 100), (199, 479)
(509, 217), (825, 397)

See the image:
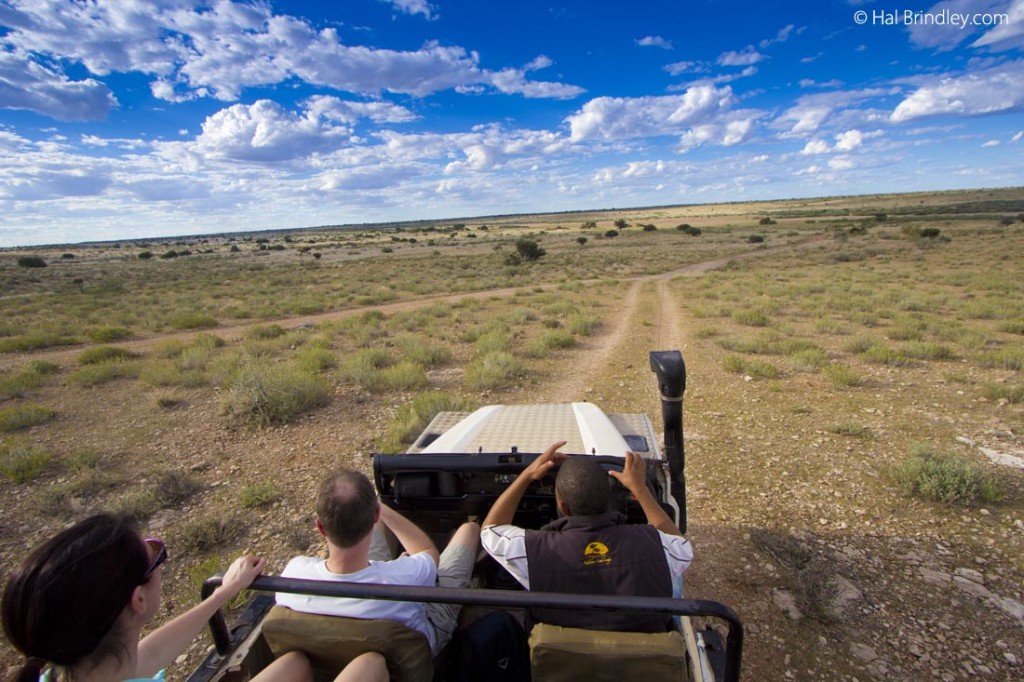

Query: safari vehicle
(188, 351), (743, 681)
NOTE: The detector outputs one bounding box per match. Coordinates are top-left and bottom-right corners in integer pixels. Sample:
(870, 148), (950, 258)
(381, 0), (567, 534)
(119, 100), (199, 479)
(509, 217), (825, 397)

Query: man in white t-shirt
(276, 469), (480, 655)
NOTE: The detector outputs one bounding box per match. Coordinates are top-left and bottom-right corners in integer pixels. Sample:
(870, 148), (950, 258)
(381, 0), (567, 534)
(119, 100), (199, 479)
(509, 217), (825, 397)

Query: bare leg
(448, 521), (481, 554)
(251, 651), (314, 682)
(335, 652), (389, 682)
(425, 521), (481, 652)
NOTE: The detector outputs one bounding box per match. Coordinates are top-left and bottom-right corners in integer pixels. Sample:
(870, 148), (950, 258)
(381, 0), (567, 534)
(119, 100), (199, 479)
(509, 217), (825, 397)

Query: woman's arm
(135, 555), (265, 677)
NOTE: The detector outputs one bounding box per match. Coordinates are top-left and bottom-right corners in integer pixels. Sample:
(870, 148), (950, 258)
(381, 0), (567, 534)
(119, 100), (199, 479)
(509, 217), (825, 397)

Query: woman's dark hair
(2, 514), (150, 682)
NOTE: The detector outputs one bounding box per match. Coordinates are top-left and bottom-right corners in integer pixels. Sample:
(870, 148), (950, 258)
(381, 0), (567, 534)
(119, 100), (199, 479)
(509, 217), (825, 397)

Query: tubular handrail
(201, 574), (742, 682)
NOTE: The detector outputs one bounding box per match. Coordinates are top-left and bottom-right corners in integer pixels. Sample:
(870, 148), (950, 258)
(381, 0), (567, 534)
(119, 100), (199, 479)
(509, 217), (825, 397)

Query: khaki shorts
(369, 527), (475, 654)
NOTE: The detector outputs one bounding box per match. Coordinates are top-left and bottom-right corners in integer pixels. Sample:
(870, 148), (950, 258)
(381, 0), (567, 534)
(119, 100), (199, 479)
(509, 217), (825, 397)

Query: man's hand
(522, 440), (568, 481)
(484, 440), (567, 528)
(607, 451), (647, 497)
(609, 451), (685, 537)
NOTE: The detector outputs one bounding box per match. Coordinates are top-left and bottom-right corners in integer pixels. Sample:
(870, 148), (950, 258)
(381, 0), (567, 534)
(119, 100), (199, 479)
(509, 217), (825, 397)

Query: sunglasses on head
(141, 537), (167, 582)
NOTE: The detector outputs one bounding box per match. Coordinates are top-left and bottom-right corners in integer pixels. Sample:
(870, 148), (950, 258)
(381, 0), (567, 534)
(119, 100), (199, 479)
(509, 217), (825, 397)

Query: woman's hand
(218, 555), (266, 599)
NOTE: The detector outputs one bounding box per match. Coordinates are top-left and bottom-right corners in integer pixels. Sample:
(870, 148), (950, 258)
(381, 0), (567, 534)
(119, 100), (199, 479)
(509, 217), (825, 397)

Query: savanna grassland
(1, 187), (1023, 681)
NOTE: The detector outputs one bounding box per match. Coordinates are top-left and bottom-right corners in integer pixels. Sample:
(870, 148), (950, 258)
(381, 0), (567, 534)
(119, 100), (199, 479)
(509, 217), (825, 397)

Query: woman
(2, 514), (388, 682)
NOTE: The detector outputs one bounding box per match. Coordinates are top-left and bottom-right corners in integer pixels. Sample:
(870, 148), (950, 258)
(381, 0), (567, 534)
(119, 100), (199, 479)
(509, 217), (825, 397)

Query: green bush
(379, 392), (476, 452)
(0, 362), (58, 400)
(892, 445), (1003, 504)
(979, 383), (1024, 404)
(723, 355), (779, 379)
(78, 345), (140, 365)
(828, 423), (871, 438)
(732, 310), (770, 327)
(88, 326), (133, 343)
(975, 347), (1024, 371)
(295, 347), (338, 373)
(240, 481), (281, 509)
(862, 345), (913, 366)
(0, 334), (78, 353)
(789, 348), (830, 372)
(474, 330), (513, 355)
(0, 442), (51, 483)
(567, 314), (600, 336)
(178, 514), (245, 553)
(541, 329), (576, 350)
(0, 404), (56, 432)
(108, 489), (161, 523)
(466, 352), (523, 390)
(68, 360), (141, 386)
(222, 359), (331, 426)
(170, 312), (219, 330)
(155, 470), (203, 507)
(16, 256), (47, 268)
(247, 324), (286, 340)
(822, 364), (861, 388)
(902, 342), (955, 361)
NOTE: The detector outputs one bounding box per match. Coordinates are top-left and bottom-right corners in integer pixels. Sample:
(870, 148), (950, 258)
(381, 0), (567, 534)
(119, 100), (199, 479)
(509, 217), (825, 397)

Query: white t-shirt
(481, 524), (693, 597)
(276, 553), (438, 651)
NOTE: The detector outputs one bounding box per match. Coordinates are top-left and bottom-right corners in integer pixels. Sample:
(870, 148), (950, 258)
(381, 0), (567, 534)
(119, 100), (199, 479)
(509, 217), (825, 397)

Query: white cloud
(664, 61), (706, 76)
(525, 55), (554, 71)
(801, 53), (823, 64)
(982, 139), (1000, 147)
(759, 25), (795, 49)
(1, 0), (584, 116)
(717, 47), (764, 66)
(891, 62), (1024, 122)
(192, 99), (353, 163)
(834, 129), (864, 151)
(775, 88), (892, 134)
(0, 50), (115, 121)
(828, 156), (855, 170)
(1013, 131), (1023, 142)
(381, 0), (437, 20)
(907, 0), (1008, 51)
(801, 139), (831, 154)
(637, 36), (674, 49)
(799, 79), (844, 88)
(566, 87), (737, 142)
(972, 0), (1024, 50)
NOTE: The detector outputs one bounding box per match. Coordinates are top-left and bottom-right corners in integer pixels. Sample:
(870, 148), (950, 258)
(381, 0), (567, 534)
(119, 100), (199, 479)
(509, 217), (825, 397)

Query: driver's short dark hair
(316, 469), (378, 548)
(555, 456), (610, 516)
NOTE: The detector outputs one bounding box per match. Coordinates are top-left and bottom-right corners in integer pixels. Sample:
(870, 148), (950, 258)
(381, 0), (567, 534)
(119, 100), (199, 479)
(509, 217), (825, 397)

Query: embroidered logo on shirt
(583, 541), (612, 566)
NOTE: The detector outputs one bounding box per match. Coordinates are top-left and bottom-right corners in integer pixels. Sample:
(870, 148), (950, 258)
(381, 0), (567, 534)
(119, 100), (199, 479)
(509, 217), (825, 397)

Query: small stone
(919, 567), (951, 585)
(850, 643), (878, 663)
(953, 567), (985, 584)
(175, 654), (188, 665)
(773, 589), (803, 621)
(1004, 653), (1017, 665)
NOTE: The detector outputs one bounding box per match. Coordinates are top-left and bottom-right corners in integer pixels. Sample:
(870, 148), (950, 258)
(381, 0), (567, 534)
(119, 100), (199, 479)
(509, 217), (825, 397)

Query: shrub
(758, 217), (775, 225)
(723, 355), (779, 379)
(0, 362), (58, 400)
(789, 348), (830, 372)
(179, 514), (245, 553)
(541, 329), (576, 350)
(642, 224), (657, 232)
(862, 345), (912, 366)
(394, 336), (451, 368)
(68, 360), (140, 386)
(67, 449), (100, 472)
(514, 238), (546, 262)
(379, 392), (476, 452)
(614, 219), (628, 229)
(979, 383), (1024, 404)
(576, 236), (587, 246)
(975, 347), (1024, 371)
(828, 423), (871, 438)
(222, 359), (331, 426)
(0, 404), (56, 432)
(247, 324), (286, 340)
(823, 364), (861, 388)
(568, 314), (600, 336)
(107, 489), (161, 523)
(78, 345), (139, 365)
(375, 362), (429, 392)
(475, 330), (513, 355)
(892, 444), (1003, 504)
(604, 230), (619, 238)
(16, 256), (47, 268)
(155, 470), (203, 507)
(843, 335), (878, 354)
(88, 326), (133, 343)
(0, 334), (78, 353)
(903, 342), (954, 361)
(170, 312), (219, 330)
(732, 309), (770, 327)
(295, 347), (338, 373)
(138, 251), (154, 260)
(0, 442), (51, 483)
(466, 352), (523, 390)
(747, 235), (765, 243)
(240, 481), (280, 509)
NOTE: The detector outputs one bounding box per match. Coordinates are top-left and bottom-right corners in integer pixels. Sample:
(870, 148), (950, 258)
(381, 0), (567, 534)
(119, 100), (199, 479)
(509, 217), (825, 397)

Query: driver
(481, 441), (692, 632)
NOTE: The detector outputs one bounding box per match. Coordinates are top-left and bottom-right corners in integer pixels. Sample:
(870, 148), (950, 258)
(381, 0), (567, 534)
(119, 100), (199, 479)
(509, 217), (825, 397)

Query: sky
(0, 0), (1022, 247)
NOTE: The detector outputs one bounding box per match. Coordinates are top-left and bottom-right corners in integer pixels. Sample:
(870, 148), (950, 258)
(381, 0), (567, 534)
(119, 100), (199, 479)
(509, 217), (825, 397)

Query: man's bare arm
(378, 503), (441, 566)
(608, 451), (684, 537)
(484, 440), (567, 528)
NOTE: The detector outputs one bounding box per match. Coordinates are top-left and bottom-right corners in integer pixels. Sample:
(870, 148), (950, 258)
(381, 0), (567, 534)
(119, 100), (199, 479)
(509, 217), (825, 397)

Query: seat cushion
(262, 605), (433, 682)
(529, 622), (687, 682)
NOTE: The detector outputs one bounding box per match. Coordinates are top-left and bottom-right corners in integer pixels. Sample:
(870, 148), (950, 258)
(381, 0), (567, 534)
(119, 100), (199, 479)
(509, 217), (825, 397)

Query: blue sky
(1, 0), (1022, 247)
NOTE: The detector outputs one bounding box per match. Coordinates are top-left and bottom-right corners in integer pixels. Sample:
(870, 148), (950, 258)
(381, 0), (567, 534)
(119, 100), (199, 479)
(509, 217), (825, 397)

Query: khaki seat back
(262, 605), (433, 682)
(529, 622), (687, 682)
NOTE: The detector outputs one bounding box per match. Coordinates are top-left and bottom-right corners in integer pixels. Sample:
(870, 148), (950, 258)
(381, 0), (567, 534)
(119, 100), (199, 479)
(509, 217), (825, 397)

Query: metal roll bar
(202, 574), (743, 682)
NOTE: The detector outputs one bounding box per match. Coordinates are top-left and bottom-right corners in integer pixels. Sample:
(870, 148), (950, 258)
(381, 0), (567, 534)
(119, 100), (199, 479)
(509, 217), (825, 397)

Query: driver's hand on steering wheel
(523, 440), (568, 481)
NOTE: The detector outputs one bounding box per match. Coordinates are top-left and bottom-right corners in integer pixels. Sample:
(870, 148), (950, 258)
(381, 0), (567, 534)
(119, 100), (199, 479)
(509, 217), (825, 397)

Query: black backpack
(441, 610), (531, 681)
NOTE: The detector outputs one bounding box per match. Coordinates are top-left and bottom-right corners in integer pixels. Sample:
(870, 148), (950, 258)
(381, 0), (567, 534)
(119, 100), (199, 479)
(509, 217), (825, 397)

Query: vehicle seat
(529, 622), (687, 682)
(261, 605), (433, 682)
